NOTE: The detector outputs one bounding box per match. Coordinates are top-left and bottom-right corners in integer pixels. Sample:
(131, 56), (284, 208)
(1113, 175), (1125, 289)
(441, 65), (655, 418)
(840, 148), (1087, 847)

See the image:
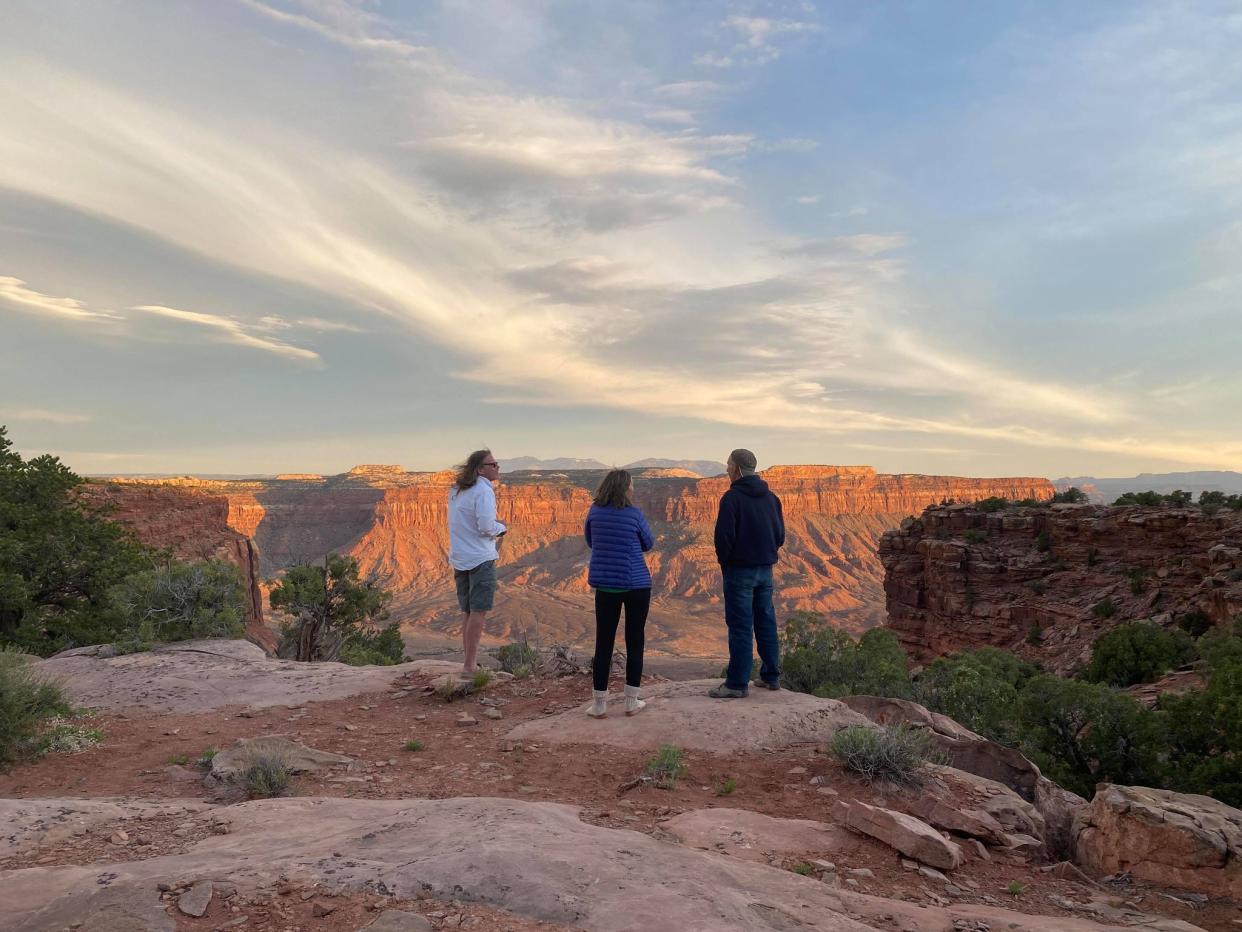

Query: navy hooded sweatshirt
(714, 474), (785, 567)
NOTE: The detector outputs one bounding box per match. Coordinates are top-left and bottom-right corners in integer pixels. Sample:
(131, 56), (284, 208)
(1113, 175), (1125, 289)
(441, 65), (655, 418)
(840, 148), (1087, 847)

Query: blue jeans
(723, 564), (780, 691)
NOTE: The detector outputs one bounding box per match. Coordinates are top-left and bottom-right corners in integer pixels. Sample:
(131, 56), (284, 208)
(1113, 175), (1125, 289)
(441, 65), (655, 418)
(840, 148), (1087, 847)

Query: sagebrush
(829, 724), (931, 786)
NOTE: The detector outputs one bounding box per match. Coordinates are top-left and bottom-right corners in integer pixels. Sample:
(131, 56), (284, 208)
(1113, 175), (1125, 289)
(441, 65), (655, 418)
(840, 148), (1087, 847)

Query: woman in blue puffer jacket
(584, 468), (655, 718)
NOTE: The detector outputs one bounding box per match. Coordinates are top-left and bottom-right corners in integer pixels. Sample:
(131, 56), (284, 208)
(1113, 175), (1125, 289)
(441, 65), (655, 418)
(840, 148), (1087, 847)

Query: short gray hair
(729, 448), (757, 475)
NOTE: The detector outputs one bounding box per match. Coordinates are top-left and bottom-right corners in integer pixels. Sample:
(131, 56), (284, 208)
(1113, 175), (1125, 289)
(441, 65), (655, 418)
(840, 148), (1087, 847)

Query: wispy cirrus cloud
(4, 408), (90, 424)
(0, 276), (122, 322)
(133, 305), (320, 361)
(696, 14), (820, 68)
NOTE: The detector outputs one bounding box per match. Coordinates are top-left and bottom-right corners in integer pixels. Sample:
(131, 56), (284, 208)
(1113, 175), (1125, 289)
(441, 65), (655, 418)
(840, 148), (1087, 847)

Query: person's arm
(714, 493), (736, 566)
(584, 509), (594, 548)
(636, 509), (655, 552)
(474, 485), (507, 538)
(774, 494), (785, 549)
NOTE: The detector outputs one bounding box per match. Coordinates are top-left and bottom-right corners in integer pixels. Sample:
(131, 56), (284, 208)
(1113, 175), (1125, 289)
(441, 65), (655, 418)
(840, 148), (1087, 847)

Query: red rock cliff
(880, 502), (1242, 673)
(80, 482), (272, 651)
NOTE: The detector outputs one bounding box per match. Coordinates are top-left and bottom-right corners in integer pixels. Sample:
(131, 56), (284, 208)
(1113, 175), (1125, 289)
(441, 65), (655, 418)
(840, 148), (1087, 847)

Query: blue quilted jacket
(585, 504), (655, 590)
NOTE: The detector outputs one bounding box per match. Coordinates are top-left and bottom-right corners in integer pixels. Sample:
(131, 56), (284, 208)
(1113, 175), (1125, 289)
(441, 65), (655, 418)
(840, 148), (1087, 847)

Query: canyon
(880, 501), (1242, 673)
(91, 465), (1052, 657)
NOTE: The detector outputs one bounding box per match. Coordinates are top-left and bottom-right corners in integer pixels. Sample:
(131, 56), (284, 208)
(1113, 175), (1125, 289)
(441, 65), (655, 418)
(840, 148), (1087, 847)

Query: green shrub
(0, 427), (156, 655)
(1016, 675), (1163, 798)
(339, 622), (405, 666)
(37, 717), (103, 755)
(240, 750), (293, 798)
(1127, 567), (1147, 595)
(109, 559), (248, 651)
(271, 554), (392, 662)
(0, 648), (71, 767)
(1036, 531), (1051, 552)
(1159, 647), (1242, 807)
(1177, 611), (1213, 638)
(1091, 597), (1116, 619)
(471, 669), (492, 691)
(497, 640), (539, 675)
(781, 614), (912, 699)
(1025, 624), (1043, 645)
(963, 529), (987, 544)
(1026, 580), (1046, 596)
(1083, 623), (1196, 687)
(975, 497), (1009, 513)
(403, 738), (424, 752)
(714, 777), (736, 796)
(918, 647), (1037, 745)
(792, 862), (813, 876)
(830, 724), (930, 787)
(1051, 488), (1088, 504)
(1086, 547), (1098, 567)
(645, 745), (687, 789)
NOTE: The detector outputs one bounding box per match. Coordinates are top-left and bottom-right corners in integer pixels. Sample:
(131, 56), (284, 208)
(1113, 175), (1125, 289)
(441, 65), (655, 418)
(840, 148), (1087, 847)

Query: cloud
(698, 14), (820, 67)
(795, 194), (821, 204)
(133, 305), (320, 361)
(0, 276), (122, 322)
(781, 234), (908, 259)
(4, 408), (90, 424)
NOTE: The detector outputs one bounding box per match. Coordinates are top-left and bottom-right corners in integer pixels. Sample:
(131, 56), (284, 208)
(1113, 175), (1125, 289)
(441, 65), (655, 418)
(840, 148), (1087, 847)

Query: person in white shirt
(448, 449), (506, 673)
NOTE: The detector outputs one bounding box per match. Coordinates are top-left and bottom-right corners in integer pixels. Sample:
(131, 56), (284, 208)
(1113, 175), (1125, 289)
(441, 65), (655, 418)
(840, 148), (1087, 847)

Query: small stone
(456, 714), (479, 727)
(787, 766), (807, 775)
(343, 724), (359, 732)
(900, 859), (919, 871)
(361, 911), (434, 932)
(816, 787), (839, 796)
(918, 865), (948, 883)
(177, 880), (213, 917)
(846, 868), (874, 879)
(109, 830), (129, 846)
(311, 900), (338, 917)
(483, 708), (503, 720)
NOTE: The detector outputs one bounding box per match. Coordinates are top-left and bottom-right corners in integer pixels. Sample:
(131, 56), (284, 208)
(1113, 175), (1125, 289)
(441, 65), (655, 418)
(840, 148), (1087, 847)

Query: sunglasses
(482, 461), (499, 468)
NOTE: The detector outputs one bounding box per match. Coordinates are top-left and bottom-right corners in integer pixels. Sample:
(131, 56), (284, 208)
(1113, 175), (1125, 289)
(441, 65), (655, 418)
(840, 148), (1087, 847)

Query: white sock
(624, 684), (645, 714)
(589, 690), (608, 717)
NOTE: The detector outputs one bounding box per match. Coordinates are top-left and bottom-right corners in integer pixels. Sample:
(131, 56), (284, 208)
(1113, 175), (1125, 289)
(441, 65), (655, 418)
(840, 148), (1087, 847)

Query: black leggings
(592, 588), (650, 691)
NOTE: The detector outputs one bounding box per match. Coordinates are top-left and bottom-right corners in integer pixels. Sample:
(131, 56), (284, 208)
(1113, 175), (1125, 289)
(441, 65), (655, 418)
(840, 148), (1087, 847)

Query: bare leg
(462, 610), (486, 673)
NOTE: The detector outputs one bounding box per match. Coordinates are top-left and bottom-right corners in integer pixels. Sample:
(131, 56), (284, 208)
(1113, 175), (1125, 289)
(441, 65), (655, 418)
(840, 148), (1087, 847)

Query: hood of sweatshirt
(731, 474), (771, 498)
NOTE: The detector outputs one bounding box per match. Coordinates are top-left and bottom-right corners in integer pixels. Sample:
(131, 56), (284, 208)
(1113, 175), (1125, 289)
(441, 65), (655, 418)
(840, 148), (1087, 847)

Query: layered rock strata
(78, 482), (270, 650)
(880, 502), (1242, 673)
(104, 467), (1052, 652)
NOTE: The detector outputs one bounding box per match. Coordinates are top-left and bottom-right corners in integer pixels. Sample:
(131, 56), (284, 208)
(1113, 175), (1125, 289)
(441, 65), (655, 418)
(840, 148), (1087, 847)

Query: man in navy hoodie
(709, 448), (786, 698)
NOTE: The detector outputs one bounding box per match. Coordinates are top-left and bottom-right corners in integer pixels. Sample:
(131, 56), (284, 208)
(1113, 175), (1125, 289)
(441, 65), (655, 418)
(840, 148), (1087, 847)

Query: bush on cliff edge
(108, 559), (249, 652)
(270, 554), (393, 662)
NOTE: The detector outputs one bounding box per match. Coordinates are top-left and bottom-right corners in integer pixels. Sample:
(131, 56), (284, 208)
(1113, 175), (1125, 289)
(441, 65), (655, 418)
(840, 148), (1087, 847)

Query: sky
(2, 0), (1241, 479)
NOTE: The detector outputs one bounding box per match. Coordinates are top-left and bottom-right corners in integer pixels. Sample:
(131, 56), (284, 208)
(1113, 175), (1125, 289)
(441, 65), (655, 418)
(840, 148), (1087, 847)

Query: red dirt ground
(3, 669), (1239, 931)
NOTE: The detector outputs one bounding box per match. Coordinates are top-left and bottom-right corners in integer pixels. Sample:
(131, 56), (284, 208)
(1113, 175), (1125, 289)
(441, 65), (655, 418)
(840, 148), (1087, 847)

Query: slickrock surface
(0, 796), (1205, 932)
(881, 503), (1242, 674)
(101, 466), (1052, 652)
(661, 808), (854, 862)
(507, 679), (871, 751)
(36, 639), (447, 713)
(1074, 784), (1242, 898)
(0, 797), (211, 859)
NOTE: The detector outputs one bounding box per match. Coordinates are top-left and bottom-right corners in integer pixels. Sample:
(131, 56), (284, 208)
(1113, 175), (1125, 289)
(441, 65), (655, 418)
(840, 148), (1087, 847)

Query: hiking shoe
(708, 683), (748, 699)
(760, 680), (781, 691)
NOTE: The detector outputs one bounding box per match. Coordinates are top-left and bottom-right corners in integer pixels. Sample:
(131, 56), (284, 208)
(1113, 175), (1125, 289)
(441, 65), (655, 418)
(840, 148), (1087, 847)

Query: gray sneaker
(759, 680), (781, 691)
(708, 683), (748, 699)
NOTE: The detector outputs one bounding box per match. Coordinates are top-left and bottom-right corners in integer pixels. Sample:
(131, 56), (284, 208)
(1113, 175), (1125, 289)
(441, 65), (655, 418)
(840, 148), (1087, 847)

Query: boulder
(176, 881), (213, 917)
(906, 795), (1008, 846)
(832, 799), (964, 870)
(210, 736), (353, 778)
(1073, 784), (1242, 897)
(840, 695), (1084, 855)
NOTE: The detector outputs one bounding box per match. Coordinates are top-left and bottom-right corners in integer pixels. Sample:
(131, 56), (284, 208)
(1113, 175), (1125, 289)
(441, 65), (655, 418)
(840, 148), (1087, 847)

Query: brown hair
(593, 469), (633, 508)
(454, 449), (493, 491)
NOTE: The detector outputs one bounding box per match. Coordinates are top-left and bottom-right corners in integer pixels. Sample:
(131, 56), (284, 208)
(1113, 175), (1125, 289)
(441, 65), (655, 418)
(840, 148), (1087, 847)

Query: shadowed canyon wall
(99, 467), (1053, 657)
(881, 502), (1242, 674)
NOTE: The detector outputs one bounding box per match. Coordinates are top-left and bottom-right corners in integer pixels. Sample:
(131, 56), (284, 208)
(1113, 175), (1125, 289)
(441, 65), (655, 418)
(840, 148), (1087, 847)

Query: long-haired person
(447, 449), (506, 674)
(584, 468), (655, 717)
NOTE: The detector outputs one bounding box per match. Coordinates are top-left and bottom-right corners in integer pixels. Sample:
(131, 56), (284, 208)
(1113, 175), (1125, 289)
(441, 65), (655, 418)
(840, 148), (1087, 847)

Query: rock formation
(880, 502), (1242, 673)
(103, 466), (1052, 654)
(78, 482), (271, 650)
(1074, 784), (1242, 898)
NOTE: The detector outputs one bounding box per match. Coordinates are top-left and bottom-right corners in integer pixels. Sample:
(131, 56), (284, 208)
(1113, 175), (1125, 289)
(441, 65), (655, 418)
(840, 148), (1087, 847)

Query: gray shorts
(454, 560), (497, 613)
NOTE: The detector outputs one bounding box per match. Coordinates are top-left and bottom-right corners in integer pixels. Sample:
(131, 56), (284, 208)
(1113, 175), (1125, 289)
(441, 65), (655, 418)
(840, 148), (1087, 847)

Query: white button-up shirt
(448, 476), (507, 571)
